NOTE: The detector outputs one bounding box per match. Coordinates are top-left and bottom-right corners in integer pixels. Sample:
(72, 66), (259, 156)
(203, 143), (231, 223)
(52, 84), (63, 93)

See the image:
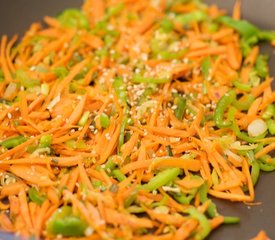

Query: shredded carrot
(0, 0), (274, 239)
(232, 0), (241, 20)
(250, 231), (271, 240)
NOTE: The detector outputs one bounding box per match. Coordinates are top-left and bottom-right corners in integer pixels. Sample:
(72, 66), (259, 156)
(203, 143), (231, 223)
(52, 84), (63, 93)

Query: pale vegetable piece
(247, 119), (267, 137)
(3, 82), (17, 101)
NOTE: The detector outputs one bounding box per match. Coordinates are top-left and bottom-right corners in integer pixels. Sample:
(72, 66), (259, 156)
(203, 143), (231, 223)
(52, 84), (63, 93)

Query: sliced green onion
(0, 136), (27, 149)
(132, 74), (171, 84)
(28, 187), (46, 206)
(41, 83), (50, 96)
(201, 57), (212, 81)
(223, 216), (240, 224)
(113, 77), (128, 105)
(112, 169), (127, 182)
(99, 113), (110, 129)
(46, 206), (88, 237)
(78, 111), (90, 127)
(39, 135), (52, 148)
(262, 105), (275, 120)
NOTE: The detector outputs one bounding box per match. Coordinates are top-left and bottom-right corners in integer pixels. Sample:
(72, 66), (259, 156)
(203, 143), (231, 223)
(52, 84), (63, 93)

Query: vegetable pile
(0, 0), (275, 239)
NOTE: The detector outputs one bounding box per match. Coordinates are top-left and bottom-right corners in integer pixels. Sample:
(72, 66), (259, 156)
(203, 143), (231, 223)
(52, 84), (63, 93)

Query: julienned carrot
(250, 231), (271, 240)
(186, 46), (227, 58)
(232, 0), (241, 20)
(0, 0), (274, 239)
(0, 35), (13, 82)
(68, 94), (87, 125)
(18, 188), (33, 231)
(1, 182), (27, 196)
(150, 157), (201, 172)
(255, 142), (275, 159)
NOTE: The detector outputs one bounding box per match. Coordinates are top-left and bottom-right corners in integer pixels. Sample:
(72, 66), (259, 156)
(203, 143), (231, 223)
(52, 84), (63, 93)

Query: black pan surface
(0, 1), (274, 239)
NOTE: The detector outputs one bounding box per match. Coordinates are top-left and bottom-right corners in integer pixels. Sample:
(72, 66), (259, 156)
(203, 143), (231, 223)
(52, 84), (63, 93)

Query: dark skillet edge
(205, 1), (275, 239)
(0, 0), (275, 239)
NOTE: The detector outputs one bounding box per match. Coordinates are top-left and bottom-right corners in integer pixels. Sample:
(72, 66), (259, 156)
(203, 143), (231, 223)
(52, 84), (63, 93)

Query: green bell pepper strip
(233, 80), (251, 92)
(251, 161), (260, 185)
(176, 11), (208, 26)
(118, 118), (128, 151)
(214, 90), (236, 128)
(78, 111), (90, 127)
(46, 206), (88, 237)
(140, 168), (180, 192)
(39, 135), (52, 148)
(267, 119), (275, 135)
(104, 158), (117, 172)
(160, 18), (174, 33)
(16, 69), (40, 88)
(112, 169), (127, 182)
(223, 216), (240, 224)
(259, 162), (275, 172)
(198, 183), (218, 218)
(174, 95), (186, 120)
(57, 9), (89, 30)
(138, 85), (157, 104)
(106, 3), (124, 18)
(233, 94), (255, 111)
(207, 22), (219, 33)
(124, 190), (138, 208)
(228, 107), (259, 143)
(0, 69), (4, 82)
(173, 193), (195, 205)
(258, 156), (275, 172)
(216, 16), (259, 39)
(132, 74), (171, 84)
(92, 180), (103, 188)
(262, 104), (275, 120)
(113, 77), (128, 105)
(228, 107), (264, 143)
(52, 66), (68, 79)
(255, 54), (269, 79)
(258, 30), (275, 41)
(158, 49), (186, 60)
(65, 139), (87, 149)
(99, 113), (110, 129)
(240, 36), (259, 57)
(28, 187), (46, 206)
(217, 16), (275, 45)
(201, 57), (212, 81)
(186, 207), (211, 240)
(245, 151), (260, 185)
(0, 136), (27, 149)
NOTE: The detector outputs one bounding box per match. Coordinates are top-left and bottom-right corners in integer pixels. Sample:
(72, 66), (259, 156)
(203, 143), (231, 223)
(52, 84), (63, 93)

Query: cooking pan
(0, 0), (274, 239)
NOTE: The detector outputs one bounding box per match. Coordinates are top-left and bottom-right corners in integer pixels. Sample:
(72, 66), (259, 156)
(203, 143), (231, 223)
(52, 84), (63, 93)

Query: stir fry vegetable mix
(0, 0), (274, 239)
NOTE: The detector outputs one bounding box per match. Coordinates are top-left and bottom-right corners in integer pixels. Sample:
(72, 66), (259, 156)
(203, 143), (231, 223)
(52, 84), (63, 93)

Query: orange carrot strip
(68, 94), (87, 125)
(18, 188), (33, 231)
(255, 142), (275, 159)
